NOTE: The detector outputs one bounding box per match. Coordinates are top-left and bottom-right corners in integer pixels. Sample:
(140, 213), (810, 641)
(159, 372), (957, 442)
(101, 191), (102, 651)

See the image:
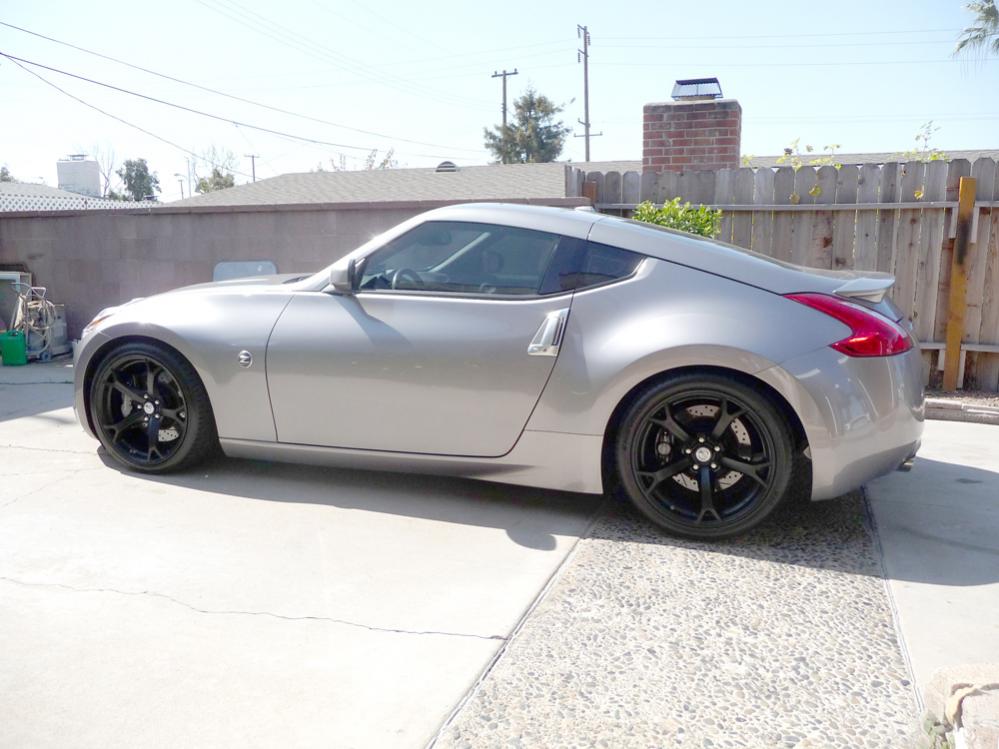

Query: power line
(601, 28), (962, 41)
(601, 38), (963, 50)
(2, 54), (256, 180)
(596, 57), (998, 68)
(0, 51), (476, 159)
(0, 19), (486, 154)
(195, 0), (493, 112)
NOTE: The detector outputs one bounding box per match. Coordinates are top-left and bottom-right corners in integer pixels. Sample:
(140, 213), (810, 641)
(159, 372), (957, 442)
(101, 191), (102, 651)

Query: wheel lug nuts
(710, 463), (718, 469)
(714, 445), (721, 452)
(698, 436), (705, 443)
(684, 448), (692, 455)
(692, 464), (700, 470)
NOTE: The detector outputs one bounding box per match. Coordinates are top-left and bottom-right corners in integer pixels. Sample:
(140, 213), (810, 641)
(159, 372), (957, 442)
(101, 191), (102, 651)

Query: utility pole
(244, 154), (259, 182)
(576, 24), (602, 161)
(177, 178), (184, 199)
(491, 69), (519, 131)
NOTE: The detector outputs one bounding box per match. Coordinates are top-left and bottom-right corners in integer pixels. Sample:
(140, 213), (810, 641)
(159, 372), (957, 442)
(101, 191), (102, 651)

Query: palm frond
(954, 0), (999, 56)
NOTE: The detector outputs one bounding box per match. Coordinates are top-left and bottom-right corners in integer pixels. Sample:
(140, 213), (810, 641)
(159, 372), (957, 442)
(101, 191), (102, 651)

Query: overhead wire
(0, 19), (487, 154)
(194, 0), (494, 112)
(600, 28), (963, 41)
(0, 52), (479, 160)
(1, 54), (256, 180)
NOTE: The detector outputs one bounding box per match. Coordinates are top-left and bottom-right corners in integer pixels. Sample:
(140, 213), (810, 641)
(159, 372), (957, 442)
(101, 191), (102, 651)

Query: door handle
(528, 308), (569, 357)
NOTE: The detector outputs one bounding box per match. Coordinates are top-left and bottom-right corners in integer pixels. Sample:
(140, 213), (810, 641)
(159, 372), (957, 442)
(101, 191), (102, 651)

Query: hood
(171, 273), (309, 294)
(81, 273), (305, 339)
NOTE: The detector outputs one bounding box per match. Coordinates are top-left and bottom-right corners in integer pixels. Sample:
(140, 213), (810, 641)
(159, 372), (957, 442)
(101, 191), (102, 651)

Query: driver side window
(358, 221), (562, 296)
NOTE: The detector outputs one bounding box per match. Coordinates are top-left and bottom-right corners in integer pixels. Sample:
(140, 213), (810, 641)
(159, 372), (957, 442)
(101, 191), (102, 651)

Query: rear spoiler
(833, 277), (895, 304)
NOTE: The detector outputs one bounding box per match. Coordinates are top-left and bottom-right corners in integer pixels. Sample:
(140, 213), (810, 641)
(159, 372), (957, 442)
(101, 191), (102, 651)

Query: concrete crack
(0, 575), (507, 642)
(0, 468), (102, 512)
(0, 381), (74, 386)
(0, 444), (93, 455)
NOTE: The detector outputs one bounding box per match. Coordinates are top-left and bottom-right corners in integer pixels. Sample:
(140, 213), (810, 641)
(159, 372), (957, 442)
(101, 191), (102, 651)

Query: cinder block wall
(0, 204), (423, 337)
(642, 99), (742, 172)
(0, 197), (584, 338)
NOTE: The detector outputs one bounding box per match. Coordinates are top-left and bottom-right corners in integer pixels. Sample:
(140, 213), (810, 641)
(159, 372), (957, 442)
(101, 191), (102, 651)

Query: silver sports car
(75, 203), (924, 538)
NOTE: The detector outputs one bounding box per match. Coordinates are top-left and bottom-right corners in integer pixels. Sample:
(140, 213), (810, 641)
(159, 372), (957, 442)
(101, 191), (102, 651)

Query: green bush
(632, 198), (722, 239)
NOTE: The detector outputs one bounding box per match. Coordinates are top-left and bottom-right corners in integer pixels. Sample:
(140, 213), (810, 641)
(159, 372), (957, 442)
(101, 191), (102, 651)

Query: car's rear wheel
(89, 341), (217, 473)
(615, 372), (793, 539)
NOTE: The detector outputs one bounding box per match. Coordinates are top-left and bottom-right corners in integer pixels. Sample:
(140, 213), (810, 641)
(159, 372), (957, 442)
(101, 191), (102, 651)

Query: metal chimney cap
(671, 77), (723, 101)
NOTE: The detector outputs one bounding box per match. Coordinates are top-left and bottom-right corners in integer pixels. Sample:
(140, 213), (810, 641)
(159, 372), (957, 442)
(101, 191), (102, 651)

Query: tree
(194, 147), (238, 193)
(0, 165), (14, 182)
(315, 149), (397, 172)
(91, 143), (117, 197)
(956, 0), (999, 56)
(196, 168), (236, 193)
(363, 148), (397, 170)
(116, 158), (160, 201)
(483, 87), (570, 164)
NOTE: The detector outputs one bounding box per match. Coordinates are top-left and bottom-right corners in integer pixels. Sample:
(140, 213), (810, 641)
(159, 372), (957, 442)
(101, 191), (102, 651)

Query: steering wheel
(390, 268), (423, 290)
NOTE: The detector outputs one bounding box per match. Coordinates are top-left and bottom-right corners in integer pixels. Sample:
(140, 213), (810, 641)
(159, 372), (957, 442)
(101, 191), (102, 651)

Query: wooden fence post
(943, 176), (977, 390)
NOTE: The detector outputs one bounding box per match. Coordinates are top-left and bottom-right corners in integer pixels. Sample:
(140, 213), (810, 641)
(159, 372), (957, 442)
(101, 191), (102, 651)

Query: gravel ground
(434, 495), (916, 749)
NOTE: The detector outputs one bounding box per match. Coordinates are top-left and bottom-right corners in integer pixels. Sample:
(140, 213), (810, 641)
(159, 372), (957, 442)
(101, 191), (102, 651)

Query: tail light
(785, 293), (912, 357)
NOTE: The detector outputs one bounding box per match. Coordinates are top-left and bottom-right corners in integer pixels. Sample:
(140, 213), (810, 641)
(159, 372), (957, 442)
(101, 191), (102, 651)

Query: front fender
(73, 288), (292, 442)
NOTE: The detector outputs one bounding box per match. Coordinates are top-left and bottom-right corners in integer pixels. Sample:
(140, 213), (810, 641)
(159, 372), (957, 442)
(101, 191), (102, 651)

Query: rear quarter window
(540, 240), (643, 294)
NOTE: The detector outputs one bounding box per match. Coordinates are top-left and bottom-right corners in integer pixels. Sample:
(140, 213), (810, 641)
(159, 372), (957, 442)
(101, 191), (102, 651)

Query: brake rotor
(657, 404), (750, 491)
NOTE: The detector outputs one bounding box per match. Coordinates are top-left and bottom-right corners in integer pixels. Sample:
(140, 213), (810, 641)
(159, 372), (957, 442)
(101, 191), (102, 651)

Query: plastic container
(1, 330), (28, 366)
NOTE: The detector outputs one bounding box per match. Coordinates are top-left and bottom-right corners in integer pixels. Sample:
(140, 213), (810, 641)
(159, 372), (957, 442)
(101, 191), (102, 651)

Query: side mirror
(328, 259), (356, 294)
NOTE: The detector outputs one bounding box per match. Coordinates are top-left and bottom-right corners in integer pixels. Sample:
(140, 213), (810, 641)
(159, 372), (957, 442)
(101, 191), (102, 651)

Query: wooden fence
(567, 159), (999, 391)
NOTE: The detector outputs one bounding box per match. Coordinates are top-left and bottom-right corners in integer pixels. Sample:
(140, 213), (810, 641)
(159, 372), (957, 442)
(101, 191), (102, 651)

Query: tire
(614, 372), (794, 540)
(88, 341), (218, 473)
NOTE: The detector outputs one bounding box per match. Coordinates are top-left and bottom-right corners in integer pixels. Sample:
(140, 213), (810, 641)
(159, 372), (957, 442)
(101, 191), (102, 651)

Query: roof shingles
(172, 162), (571, 207)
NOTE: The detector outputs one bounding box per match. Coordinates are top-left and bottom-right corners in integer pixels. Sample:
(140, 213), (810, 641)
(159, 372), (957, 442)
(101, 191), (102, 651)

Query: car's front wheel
(89, 341), (217, 473)
(615, 372), (794, 539)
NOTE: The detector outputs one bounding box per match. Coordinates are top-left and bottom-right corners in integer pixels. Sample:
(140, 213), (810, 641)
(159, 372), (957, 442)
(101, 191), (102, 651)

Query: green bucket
(1, 330), (28, 366)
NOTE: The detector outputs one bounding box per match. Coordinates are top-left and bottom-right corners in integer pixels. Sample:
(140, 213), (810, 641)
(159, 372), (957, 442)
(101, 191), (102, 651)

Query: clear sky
(2, 0), (997, 201)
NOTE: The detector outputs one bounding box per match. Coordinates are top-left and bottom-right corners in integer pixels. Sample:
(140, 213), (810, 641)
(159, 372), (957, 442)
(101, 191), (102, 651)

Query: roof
(170, 162), (574, 207)
(562, 151), (999, 173)
(745, 149), (999, 168)
(0, 182), (128, 212)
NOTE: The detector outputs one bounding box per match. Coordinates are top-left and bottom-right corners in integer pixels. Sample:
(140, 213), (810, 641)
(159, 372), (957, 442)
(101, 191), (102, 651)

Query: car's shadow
(99, 451), (999, 587)
(98, 450), (603, 552)
(0, 383), (74, 423)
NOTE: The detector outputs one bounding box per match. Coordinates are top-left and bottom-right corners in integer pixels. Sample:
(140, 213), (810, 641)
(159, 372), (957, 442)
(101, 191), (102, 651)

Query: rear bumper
(758, 344), (925, 500)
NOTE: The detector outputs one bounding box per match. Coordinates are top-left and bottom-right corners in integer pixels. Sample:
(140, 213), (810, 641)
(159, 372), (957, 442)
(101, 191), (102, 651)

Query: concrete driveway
(2, 362), (998, 748)
(0, 363), (601, 748)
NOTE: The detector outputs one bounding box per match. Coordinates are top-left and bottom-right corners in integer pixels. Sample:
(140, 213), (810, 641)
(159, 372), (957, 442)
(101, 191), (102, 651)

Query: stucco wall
(0, 198), (584, 337)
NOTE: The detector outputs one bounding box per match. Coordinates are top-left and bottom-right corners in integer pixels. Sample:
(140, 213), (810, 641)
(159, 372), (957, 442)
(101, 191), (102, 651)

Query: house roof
(563, 151), (999, 172)
(0, 182), (127, 212)
(745, 149), (999, 168)
(170, 162), (574, 207)
(159, 149), (999, 210)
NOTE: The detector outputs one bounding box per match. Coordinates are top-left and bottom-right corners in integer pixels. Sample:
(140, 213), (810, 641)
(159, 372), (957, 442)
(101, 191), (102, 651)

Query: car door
(265, 221), (577, 457)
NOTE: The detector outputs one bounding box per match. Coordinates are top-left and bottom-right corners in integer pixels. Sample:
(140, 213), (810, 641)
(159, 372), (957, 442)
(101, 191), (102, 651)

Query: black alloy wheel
(615, 372), (793, 539)
(89, 341), (217, 473)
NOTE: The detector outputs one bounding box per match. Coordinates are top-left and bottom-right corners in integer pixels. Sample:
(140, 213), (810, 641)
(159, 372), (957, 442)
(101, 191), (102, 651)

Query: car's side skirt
(219, 430), (606, 494)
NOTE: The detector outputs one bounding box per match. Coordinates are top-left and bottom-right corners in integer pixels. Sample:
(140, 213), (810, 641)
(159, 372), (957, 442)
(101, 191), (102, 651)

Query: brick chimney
(643, 79), (741, 172)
